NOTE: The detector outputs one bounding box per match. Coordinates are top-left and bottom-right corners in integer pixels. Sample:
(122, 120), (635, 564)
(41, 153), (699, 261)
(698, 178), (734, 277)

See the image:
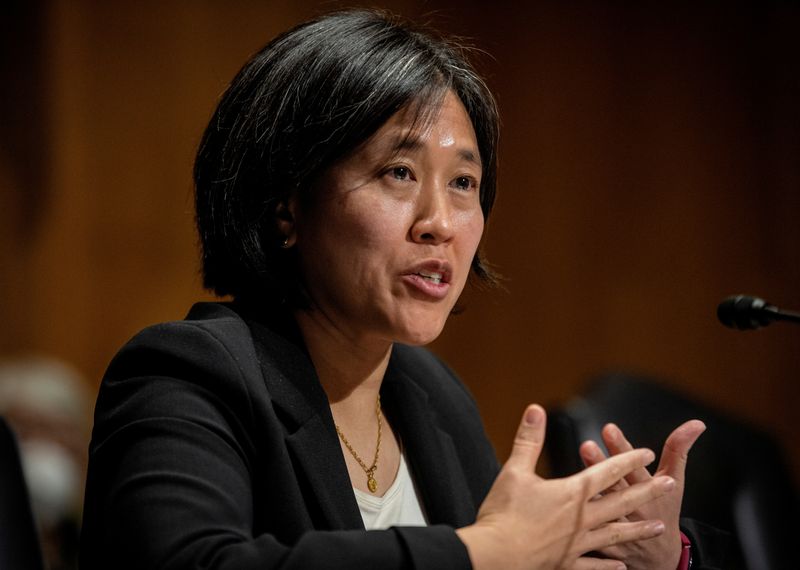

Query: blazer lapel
(382, 360), (476, 528)
(284, 414), (363, 530)
(244, 306), (475, 530)
(246, 317), (364, 531)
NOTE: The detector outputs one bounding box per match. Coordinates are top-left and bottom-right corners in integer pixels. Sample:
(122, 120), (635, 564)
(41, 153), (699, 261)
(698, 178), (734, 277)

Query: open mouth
(416, 270), (444, 285)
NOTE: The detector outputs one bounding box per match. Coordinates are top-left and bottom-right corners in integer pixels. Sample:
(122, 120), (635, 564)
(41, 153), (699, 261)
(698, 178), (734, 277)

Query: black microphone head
(717, 294), (772, 330)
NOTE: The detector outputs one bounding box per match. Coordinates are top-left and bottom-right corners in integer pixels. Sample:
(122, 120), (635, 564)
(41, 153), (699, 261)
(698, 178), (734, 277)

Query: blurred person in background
(0, 355), (91, 570)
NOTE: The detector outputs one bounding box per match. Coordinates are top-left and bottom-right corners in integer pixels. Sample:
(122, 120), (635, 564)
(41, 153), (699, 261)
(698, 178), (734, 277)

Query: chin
(392, 317), (449, 346)
(396, 333), (439, 347)
(380, 297), (457, 346)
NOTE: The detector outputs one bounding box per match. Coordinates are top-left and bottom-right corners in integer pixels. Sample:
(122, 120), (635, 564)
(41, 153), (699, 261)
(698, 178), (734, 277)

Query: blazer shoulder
(95, 303), (268, 439)
(390, 344), (479, 407)
(388, 344), (491, 446)
(105, 302), (260, 382)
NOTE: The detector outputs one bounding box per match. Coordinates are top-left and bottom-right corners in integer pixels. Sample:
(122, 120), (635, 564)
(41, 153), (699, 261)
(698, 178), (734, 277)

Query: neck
(294, 308), (392, 411)
(294, 306), (403, 496)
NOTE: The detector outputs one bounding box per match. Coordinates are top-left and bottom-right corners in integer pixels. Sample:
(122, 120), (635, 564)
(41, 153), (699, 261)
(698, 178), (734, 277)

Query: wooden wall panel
(1, 1), (798, 484)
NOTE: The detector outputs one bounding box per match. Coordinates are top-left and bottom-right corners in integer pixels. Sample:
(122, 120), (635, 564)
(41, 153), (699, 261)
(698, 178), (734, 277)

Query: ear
(275, 197), (297, 248)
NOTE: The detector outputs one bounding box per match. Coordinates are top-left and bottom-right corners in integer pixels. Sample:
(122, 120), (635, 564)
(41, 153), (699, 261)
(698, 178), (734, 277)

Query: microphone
(717, 294), (800, 330)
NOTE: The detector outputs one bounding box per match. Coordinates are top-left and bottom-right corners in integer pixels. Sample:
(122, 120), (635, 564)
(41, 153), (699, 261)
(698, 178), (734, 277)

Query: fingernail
(659, 476), (675, 491)
(643, 449), (656, 463)
(524, 405), (542, 426)
(615, 563), (626, 570)
(649, 521), (666, 535)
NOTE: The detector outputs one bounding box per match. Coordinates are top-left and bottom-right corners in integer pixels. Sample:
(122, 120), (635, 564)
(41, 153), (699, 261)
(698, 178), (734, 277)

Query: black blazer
(80, 302), (727, 569)
(80, 302), (500, 570)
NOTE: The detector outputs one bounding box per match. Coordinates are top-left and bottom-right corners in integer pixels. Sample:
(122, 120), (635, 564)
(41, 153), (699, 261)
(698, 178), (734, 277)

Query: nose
(410, 182), (454, 245)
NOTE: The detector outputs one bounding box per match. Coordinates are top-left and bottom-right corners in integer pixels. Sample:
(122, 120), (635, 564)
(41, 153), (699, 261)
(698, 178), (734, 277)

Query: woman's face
(292, 91), (485, 347)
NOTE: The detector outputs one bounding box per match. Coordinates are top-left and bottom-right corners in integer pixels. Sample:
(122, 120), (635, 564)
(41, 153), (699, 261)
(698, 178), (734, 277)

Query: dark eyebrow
(388, 135), (482, 168)
(457, 148), (482, 167)
(390, 134), (423, 154)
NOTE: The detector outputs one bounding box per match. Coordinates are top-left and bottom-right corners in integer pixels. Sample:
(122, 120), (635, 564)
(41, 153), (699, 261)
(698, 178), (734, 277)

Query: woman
(80, 10), (722, 570)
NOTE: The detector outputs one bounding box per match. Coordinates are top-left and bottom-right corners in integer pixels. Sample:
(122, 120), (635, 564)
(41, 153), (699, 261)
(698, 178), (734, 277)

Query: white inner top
(353, 452), (428, 530)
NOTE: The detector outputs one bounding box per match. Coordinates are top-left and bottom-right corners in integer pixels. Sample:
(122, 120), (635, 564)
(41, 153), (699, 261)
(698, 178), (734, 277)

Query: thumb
(506, 404), (546, 472)
(657, 419), (706, 480)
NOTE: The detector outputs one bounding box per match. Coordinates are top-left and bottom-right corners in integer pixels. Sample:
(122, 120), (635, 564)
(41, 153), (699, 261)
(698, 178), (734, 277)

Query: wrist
(456, 524), (511, 570)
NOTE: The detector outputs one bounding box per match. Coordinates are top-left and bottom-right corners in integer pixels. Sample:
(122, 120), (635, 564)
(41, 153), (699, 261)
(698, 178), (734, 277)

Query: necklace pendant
(367, 474), (378, 493)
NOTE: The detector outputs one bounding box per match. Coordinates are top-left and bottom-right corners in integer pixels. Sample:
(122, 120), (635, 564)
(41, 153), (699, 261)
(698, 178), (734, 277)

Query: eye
(452, 175), (478, 192)
(389, 166), (412, 181)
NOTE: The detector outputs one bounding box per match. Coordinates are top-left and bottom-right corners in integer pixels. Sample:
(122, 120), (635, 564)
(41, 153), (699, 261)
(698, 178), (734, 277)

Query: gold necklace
(335, 395), (382, 493)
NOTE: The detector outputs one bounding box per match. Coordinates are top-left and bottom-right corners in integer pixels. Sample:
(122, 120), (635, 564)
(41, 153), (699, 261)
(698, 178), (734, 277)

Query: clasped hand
(457, 405), (704, 570)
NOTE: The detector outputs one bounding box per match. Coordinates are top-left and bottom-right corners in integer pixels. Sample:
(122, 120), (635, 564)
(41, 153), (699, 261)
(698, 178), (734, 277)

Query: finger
(656, 419), (706, 481)
(580, 440), (606, 468)
(505, 404), (546, 472)
(580, 519), (665, 556)
(602, 424), (650, 485)
(589, 475), (675, 525)
(580, 441), (629, 494)
(573, 556), (627, 570)
(579, 448), (655, 498)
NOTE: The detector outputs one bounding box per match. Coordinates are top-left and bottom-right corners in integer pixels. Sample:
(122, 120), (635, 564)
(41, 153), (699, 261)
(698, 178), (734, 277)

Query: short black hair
(194, 9), (500, 303)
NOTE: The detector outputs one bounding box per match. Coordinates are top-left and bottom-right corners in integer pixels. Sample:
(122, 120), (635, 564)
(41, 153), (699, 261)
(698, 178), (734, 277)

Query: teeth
(418, 270), (443, 284)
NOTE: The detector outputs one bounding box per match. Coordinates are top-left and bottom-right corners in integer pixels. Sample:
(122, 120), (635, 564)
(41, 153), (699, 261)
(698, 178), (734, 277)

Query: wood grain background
(2, 0), (798, 483)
